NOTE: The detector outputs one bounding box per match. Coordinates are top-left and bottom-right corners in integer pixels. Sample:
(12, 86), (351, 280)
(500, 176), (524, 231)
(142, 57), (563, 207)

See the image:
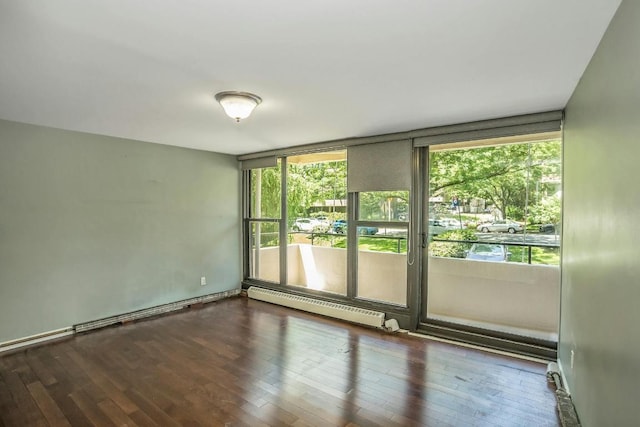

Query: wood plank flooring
(0, 296), (560, 426)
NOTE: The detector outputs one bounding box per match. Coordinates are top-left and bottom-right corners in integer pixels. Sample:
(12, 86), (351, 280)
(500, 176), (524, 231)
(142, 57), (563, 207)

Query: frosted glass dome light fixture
(215, 91), (262, 122)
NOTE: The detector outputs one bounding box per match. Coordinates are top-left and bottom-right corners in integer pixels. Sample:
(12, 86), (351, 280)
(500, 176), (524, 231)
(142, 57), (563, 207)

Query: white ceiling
(0, 1), (621, 155)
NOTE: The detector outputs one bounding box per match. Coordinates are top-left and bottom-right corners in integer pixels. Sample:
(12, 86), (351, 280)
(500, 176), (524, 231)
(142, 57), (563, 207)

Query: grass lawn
(358, 236), (407, 253)
(311, 234), (407, 253)
(508, 245), (560, 265)
(301, 232), (558, 264)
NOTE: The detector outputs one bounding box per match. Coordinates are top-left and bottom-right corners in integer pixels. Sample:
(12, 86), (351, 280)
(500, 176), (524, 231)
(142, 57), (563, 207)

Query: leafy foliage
(287, 160), (347, 224)
(429, 140), (561, 222)
(250, 157), (348, 225)
(528, 195), (561, 225)
(250, 140), (562, 263)
(250, 164), (281, 219)
(360, 191), (409, 221)
(430, 229), (477, 258)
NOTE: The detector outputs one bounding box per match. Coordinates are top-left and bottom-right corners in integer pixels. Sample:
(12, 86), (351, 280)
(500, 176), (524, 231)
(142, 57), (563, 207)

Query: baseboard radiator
(247, 286), (385, 329)
(74, 289), (241, 333)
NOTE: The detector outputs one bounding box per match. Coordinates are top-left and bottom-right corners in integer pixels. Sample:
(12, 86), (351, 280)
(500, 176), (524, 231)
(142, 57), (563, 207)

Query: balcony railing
(432, 237), (560, 265)
(251, 231), (560, 340)
(307, 231), (407, 253)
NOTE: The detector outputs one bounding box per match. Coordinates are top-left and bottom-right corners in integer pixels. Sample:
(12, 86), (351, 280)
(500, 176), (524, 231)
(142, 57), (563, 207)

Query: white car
(428, 218), (461, 236)
(292, 218), (321, 232)
(465, 243), (510, 262)
(439, 218), (463, 229)
(313, 216), (331, 229)
(476, 220), (523, 234)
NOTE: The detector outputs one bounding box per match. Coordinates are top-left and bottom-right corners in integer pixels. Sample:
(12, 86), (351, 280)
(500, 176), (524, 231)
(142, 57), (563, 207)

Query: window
(428, 139), (561, 266)
(426, 137), (562, 342)
(356, 191), (409, 306)
(246, 161), (281, 282)
(241, 111), (563, 357)
(243, 146), (411, 306)
(286, 151), (347, 295)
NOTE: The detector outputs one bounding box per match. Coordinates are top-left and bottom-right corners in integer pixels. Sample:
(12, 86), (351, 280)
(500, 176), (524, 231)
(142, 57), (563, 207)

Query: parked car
(439, 218), (463, 229)
(539, 223), (557, 233)
(476, 220), (523, 234)
(332, 219), (378, 235)
(332, 219), (347, 233)
(465, 243), (510, 262)
(292, 218), (321, 232)
(310, 215), (331, 231)
(428, 218), (461, 236)
(314, 216), (331, 227)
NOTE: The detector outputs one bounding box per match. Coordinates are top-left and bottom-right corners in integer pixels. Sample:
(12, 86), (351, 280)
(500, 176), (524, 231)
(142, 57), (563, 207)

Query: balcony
(252, 241), (560, 341)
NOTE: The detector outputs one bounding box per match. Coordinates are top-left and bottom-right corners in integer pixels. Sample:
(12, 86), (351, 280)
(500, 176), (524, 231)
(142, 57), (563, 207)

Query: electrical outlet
(200, 276), (207, 286)
(570, 349), (575, 369)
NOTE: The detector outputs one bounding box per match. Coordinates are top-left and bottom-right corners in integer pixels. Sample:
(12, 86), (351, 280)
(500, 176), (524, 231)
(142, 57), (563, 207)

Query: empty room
(1, 1), (638, 426)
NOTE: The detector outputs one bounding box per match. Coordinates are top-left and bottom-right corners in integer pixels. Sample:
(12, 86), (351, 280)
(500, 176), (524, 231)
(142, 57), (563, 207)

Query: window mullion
(279, 157), (288, 286)
(346, 192), (358, 299)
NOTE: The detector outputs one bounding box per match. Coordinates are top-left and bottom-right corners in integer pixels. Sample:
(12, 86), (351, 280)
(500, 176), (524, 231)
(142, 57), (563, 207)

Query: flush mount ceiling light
(214, 91), (262, 122)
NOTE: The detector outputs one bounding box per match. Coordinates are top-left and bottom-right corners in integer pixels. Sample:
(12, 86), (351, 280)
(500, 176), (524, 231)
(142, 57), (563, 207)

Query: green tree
(250, 163), (281, 218)
(429, 140), (561, 221)
(430, 229), (476, 258)
(287, 159), (347, 224)
(251, 158), (349, 224)
(529, 195), (561, 225)
(359, 191), (409, 221)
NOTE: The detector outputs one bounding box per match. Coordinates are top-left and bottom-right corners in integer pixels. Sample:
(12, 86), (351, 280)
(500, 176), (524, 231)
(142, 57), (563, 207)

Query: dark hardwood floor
(0, 296), (560, 426)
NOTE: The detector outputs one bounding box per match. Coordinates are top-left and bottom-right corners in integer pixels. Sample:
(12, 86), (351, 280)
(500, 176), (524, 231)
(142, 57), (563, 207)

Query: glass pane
(287, 151), (347, 227)
(426, 139), (561, 342)
(359, 191), (410, 221)
(428, 140), (562, 263)
(357, 227), (407, 306)
(286, 150), (347, 295)
(248, 221), (279, 282)
(250, 161), (281, 219)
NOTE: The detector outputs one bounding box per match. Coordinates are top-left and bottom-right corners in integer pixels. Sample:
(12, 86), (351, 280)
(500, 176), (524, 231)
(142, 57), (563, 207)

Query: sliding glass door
(421, 136), (562, 352)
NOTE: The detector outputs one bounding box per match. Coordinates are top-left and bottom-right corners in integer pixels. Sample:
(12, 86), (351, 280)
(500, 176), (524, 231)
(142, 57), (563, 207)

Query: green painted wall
(562, 1), (636, 425)
(0, 119), (240, 343)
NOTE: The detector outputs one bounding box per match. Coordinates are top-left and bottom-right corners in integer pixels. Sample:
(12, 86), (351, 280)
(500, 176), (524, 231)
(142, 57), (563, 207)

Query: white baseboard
(0, 289), (240, 353)
(0, 327), (74, 354)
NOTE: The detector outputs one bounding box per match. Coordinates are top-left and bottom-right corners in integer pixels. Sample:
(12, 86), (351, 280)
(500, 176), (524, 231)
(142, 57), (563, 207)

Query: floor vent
(247, 286), (385, 328)
(75, 289), (240, 333)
